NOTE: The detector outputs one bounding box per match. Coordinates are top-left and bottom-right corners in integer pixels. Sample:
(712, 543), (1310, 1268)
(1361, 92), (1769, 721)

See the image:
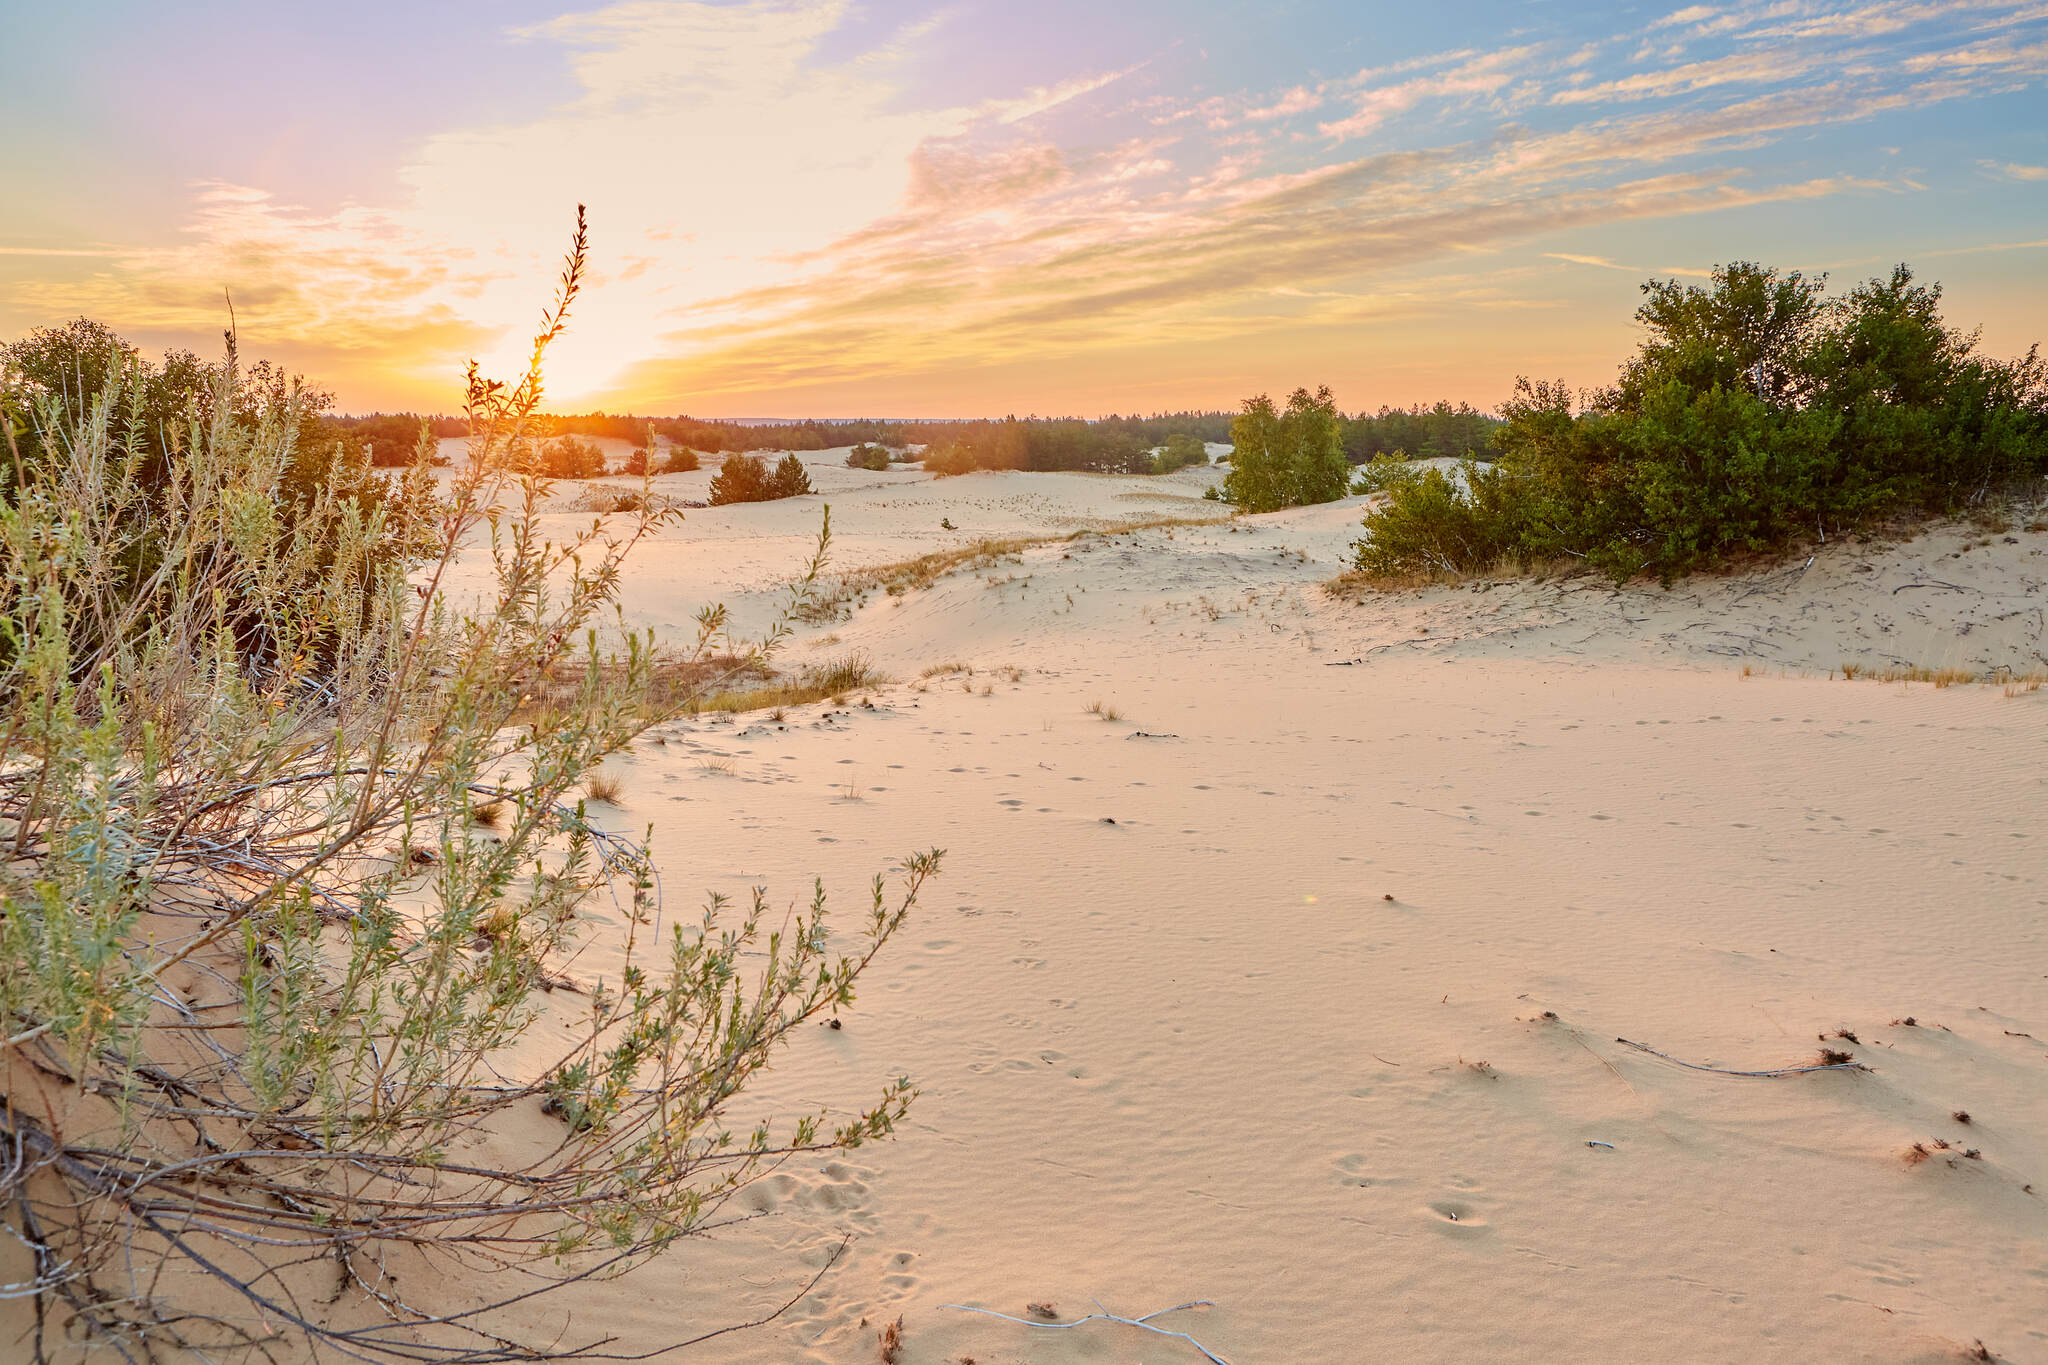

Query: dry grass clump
(691, 652), (884, 714)
(1084, 699), (1126, 723)
(515, 652), (772, 724)
(1837, 663), (2048, 691)
(578, 487), (671, 515)
(583, 770), (626, 804)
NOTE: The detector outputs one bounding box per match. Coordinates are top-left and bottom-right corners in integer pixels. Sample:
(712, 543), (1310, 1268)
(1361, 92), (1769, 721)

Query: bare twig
(944, 1299), (1231, 1365)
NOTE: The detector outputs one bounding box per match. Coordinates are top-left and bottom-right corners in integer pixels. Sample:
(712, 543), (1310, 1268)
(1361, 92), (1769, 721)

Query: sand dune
(434, 452), (2046, 1363)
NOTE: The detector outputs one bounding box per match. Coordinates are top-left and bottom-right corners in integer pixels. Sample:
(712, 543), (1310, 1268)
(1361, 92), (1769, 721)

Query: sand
(27, 448), (2034, 1363)
(411, 451), (2048, 1363)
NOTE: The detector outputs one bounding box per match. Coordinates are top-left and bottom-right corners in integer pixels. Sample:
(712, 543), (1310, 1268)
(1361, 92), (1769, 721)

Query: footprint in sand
(736, 1171), (800, 1214)
(877, 1250), (921, 1298)
(1333, 1153), (1394, 1189)
(1424, 1199), (1489, 1237)
(797, 1161), (872, 1215)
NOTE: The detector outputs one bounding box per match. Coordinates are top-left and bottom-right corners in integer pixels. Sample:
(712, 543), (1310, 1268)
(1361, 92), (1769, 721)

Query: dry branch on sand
(945, 1299), (1232, 1364)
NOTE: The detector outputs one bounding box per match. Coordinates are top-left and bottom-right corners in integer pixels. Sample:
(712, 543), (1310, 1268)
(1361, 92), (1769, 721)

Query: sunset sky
(6, 0), (2046, 417)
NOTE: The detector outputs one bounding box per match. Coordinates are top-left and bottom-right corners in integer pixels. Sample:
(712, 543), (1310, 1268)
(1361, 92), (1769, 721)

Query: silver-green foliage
(0, 209), (937, 1362)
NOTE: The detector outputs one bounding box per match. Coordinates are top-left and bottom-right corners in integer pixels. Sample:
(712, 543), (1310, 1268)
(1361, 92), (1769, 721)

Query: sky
(4, 0), (2046, 417)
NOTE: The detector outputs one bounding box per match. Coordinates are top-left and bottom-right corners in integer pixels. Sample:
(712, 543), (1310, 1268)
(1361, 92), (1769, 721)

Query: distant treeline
(324, 405), (1498, 469)
(328, 412), (469, 465)
(1341, 403), (1499, 462)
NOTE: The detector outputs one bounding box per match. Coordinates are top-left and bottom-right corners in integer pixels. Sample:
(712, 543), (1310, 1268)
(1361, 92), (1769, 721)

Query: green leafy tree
(1225, 385), (1350, 512)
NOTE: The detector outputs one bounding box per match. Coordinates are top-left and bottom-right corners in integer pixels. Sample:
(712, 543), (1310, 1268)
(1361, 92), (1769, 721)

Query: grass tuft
(689, 653), (885, 715)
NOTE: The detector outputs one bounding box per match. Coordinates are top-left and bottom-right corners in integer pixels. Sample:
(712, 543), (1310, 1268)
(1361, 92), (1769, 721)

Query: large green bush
(1354, 263), (2048, 583)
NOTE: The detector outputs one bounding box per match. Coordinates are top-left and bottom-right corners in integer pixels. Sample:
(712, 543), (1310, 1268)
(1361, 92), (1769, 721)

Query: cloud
(1980, 158), (2048, 179)
(1653, 5), (1721, 27)
(1318, 48), (1536, 141)
(1551, 49), (1817, 105)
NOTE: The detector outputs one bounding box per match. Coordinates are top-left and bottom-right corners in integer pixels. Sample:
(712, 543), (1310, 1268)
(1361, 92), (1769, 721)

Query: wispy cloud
(1980, 158), (2048, 179)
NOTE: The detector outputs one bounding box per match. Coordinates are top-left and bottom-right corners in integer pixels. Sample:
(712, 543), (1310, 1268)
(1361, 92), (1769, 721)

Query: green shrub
(660, 445), (701, 473)
(847, 441), (892, 470)
(1152, 432), (1208, 474)
(1351, 459), (1526, 578)
(0, 209), (936, 1361)
(1354, 262), (2048, 583)
(522, 432), (607, 478)
(1, 319), (426, 679)
(773, 451), (815, 495)
(707, 451), (814, 504)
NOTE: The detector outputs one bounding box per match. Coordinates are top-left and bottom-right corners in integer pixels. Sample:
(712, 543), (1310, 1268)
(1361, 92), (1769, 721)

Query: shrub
(708, 451), (813, 503)
(1350, 458), (1526, 579)
(1224, 385), (1351, 512)
(1, 317), (426, 678)
(848, 442), (892, 470)
(773, 451), (815, 496)
(660, 446), (701, 473)
(523, 432), (607, 479)
(1354, 262), (2048, 583)
(1152, 432), (1208, 474)
(922, 441), (978, 476)
(709, 451), (770, 503)
(0, 209), (938, 1361)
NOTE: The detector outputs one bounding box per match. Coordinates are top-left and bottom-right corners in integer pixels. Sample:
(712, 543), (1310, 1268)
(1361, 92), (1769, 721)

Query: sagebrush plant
(0, 206), (938, 1363)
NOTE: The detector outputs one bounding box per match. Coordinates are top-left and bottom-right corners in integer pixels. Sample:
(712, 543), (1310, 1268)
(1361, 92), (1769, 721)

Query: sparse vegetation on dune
(0, 209), (938, 1362)
(1837, 663), (2048, 690)
(803, 514), (1229, 621)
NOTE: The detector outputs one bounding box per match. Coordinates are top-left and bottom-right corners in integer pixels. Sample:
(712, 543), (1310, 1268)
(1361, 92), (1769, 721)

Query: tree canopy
(1224, 386), (1351, 513)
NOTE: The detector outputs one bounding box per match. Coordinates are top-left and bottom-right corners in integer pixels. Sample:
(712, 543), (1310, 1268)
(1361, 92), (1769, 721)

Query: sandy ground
(108, 448), (2048, 1363)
